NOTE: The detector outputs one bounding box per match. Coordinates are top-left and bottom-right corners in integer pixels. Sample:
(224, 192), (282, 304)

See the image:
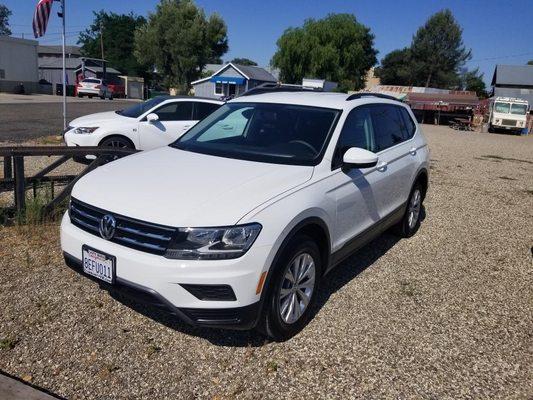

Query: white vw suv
(61, 89), (429, 340)
(64, 96), (223, 152)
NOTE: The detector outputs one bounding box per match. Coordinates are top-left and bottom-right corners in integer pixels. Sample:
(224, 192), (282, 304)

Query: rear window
(82, 79), (100, 84)
(370, 104), (406, 152)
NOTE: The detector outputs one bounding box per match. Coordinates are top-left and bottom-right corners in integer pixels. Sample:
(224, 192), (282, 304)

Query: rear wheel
(257, 235), (321, 341)
(394, 183), (423, 238)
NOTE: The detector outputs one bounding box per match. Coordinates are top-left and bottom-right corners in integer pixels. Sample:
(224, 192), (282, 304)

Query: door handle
(409, 147), (417, 155)
(377, 161), (388, 171)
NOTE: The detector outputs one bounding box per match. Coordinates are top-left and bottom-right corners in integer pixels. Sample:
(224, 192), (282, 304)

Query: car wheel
(394, 183), (423, 238)
(77, 93), (83, 98)
(88, 95), (93, 99)
(100, 136), (133, 149)
(257, 234), (321, 341)
(109, 93), (114, 100)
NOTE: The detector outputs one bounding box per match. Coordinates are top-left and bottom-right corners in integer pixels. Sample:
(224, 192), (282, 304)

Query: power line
(467, 52), (533, 63)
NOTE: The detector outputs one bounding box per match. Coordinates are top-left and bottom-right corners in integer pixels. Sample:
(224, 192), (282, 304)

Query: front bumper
(60, 214), (270, 329)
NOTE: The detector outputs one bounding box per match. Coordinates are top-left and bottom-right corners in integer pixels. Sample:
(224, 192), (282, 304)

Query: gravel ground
(0, 125), (532, 399)
(0, 100), (136, 142)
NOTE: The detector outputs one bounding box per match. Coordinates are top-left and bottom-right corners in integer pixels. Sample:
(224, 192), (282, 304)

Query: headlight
(165, 223), (262, 260)
(73, 127), (98, 134)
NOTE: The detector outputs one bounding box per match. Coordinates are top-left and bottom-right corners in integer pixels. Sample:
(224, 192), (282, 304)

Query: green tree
(374, 48), (412, 85)
(230, 58), (257, 66)
(271, 14), (377, 92)
(134, 0), (228, 92)
(0, 3), (12, 36)
(410, 9), (471, 88)
(78, 11), (148, 77)
(460, 68), (486, 98)
(528, 60), (533, 65)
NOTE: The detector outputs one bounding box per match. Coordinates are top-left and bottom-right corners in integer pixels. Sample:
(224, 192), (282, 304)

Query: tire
(88, 95), (93, 99)
(488, 124), (495, 133)
(100, 136), (134, 149)
(394, 183), (423, 238)
(77, 93), (83, 98)
(257, 234), (322, 341)
(109, 93), (114, 100)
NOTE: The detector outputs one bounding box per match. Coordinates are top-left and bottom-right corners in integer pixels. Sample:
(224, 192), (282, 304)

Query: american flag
(32, 0), (54, 38)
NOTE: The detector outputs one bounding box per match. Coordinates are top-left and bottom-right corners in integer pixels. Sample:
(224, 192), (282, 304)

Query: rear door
(138, 101), (194, 150)
(368, 103), (418, 216)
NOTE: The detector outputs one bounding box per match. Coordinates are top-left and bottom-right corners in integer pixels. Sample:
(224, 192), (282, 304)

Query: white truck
(488, 97), (529, 134)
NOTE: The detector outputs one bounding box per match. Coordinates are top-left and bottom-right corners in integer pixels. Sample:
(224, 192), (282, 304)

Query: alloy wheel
(408, 189), (421, 229)
(278, 252), (316, 324)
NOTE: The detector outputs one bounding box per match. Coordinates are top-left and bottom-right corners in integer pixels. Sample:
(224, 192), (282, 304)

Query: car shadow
(108, 206), (425, 347)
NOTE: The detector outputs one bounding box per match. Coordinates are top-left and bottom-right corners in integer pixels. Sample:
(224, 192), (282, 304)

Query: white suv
(61, 89), (429, 340)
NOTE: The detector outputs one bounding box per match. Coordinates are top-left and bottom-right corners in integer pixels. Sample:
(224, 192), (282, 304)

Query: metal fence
(0, 146), (137, 218)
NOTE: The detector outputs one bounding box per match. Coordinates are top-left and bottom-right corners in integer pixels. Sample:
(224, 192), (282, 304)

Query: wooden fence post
(3, 156), (12, 179)
(13, 156), (25, 212)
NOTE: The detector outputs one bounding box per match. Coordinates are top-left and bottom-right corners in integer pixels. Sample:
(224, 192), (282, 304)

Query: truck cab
(488, 97), (529, 134)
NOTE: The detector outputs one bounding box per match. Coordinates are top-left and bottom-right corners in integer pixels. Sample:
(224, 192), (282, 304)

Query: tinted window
(399, 107), (416, 139)
(172, 102), (340, 166)
(370, 104), (405, 151)
(154, 102), (193, 121)
(82, 79), (100, 84)
(117, 97), (167, 118)
(194, 102), (221, 120)
(333, 106), (374, 168)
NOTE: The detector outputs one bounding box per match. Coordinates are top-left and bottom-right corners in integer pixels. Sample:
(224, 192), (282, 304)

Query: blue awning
(210, 76), (246, 85)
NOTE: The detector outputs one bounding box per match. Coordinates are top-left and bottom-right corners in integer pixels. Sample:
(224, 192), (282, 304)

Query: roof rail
(240, 83), (322, 97)
(346, 92), (401, 102)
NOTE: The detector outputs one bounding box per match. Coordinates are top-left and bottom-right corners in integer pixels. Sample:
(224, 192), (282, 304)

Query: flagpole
(61, 0), (66, 130)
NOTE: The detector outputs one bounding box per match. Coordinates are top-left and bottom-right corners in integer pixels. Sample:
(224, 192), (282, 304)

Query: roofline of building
(191, 62), (251, 85)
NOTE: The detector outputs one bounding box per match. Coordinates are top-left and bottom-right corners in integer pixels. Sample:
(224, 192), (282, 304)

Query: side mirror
(146, 113), (159, 123)
(342, 147), (378, 168)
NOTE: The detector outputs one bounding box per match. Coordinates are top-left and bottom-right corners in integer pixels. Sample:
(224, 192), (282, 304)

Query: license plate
(82, 245), (115, 284)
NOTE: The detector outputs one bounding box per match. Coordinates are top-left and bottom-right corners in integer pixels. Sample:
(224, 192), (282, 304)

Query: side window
(370, 104), (406, 151)
(194, 102), (221, 120)
(153, 102), (193, 121)
(333, 106), (374, 169)
(399, 107), (416, 139)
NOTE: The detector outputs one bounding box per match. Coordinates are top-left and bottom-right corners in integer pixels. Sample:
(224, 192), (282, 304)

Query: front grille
(69, 197), (176, 255)
(501, 119), (517, 126)
(180, 284), (237, 301)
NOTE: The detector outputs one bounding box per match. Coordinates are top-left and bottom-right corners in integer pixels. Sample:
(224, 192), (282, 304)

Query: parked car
(63, 96), (224, 152)
(76, 78), (113, 100)
(61, 89), (429, 340)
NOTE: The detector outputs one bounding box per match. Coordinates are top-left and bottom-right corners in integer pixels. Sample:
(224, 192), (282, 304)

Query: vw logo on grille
(99, 214), (116, 240)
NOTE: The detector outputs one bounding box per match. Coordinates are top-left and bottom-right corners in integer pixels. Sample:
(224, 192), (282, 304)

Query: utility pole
(100, 21), (104, 60)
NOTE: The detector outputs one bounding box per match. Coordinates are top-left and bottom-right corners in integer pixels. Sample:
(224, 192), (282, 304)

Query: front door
(138, 101), (195, 150)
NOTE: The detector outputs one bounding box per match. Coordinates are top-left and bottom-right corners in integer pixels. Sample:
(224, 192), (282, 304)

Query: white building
(0, 36), (39, 93)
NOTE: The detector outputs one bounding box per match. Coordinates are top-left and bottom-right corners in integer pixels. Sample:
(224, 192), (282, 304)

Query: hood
(72, 147), (313, 227)
(69, 111), (130, 127)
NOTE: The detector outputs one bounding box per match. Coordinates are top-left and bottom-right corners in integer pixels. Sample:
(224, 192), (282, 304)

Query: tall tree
(0, 3), (12, 35)
(460, 68), (486, 98)
(78, 11), (148, 77)
(271, 14), (377, 92)
(528, 60), (533, 65)
(230, 58), (257, 66)
(134, 0), (228, 92)
(410, 9), (471, 88)
(374, 48), (412, 85)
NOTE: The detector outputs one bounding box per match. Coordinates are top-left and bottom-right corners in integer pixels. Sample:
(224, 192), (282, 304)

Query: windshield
(511, 103), (527, 115)
(494, 102), (510, 113)
(117, 97), (167, 118)
(171, 102), (340, 166)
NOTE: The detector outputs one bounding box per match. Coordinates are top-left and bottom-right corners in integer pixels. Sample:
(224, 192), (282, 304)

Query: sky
(4, 0), (533, 85)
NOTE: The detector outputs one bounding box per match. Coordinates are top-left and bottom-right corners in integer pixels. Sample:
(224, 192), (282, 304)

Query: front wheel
(257, 235), (322, 341)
